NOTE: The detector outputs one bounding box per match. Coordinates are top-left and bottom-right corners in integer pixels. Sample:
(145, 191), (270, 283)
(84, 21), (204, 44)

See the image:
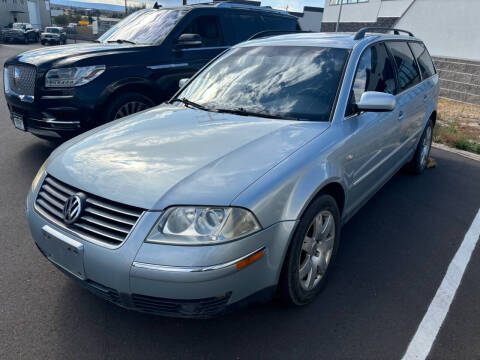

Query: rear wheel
(103, 92), (155, 123)
(410, 118), (433, 174)
(278, 194), (341, 306)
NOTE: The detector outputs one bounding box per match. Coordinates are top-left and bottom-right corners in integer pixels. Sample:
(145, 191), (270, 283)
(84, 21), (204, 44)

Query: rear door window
(386, 41), (421, 93)
(230, 14), (261, 42)
(409, 42), (436, 79)
(346, 42), (397, 116)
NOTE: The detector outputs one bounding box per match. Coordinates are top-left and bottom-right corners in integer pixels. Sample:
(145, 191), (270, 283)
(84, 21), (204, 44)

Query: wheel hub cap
(298, 210), (335, 291)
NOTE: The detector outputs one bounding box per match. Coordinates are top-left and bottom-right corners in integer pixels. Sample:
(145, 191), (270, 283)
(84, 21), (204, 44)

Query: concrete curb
(432, 142), (480, 162)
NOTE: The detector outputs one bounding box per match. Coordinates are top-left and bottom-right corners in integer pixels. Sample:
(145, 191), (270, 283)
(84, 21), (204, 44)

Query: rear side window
(259, 15), (296, 31)
(409, 42), (436, 79)
(231, 14), (261, 42)
(386, 41), (421, 92)
(346, 43), (397, 116)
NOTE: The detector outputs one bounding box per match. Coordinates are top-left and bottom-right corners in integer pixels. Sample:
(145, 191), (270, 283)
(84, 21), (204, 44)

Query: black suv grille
(6, 64), (36, 96)
(35, 175), (144, 247)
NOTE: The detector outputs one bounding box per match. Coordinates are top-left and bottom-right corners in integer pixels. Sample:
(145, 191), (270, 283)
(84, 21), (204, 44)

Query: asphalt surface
(1, 43), (480, 360)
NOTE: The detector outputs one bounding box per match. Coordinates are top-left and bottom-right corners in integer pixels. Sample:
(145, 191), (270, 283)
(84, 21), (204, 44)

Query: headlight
(31, 159), (48, 192)
(146, 206), (262, 245)
(45, 65), (105, 88)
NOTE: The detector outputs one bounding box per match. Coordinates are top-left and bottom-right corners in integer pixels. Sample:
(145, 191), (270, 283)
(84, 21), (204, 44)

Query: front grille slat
(35, 175), (144, 247)
(86, 198), (143, 218)
(42, 184), (68, 202)
(84, 206), (136, 226)
(6, 64), (36, 96)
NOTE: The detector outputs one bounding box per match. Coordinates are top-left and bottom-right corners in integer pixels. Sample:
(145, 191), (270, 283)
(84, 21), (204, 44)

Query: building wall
(297, 9), (323, 32)
(395, 0), (480, 61)
(0, 0), (29, 28)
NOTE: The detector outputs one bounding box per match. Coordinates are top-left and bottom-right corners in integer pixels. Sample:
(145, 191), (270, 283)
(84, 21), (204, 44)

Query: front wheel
(103, 92), (155, 124)
(278, 194), (341, 306)
(410, 118), (433, 174)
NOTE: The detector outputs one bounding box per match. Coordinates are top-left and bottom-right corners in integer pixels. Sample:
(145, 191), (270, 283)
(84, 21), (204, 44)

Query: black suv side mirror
(176, 33), (203, 49)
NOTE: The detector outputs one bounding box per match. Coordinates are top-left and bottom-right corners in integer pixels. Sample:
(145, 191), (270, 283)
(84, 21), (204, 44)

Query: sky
(74, 0), (325, 12)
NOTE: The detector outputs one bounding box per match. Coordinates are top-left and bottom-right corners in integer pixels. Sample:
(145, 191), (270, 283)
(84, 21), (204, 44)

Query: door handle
(423, 94), (428, 103)
(398, 111), (405, 121)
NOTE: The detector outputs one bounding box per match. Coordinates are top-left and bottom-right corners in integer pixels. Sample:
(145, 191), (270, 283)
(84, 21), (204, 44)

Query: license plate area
(11, 112), (25, 131)
(41, 225), (86, 280)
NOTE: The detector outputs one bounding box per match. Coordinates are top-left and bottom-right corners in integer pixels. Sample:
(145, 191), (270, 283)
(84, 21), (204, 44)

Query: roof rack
(215, 2), (291, 16)
(248, 30), (312, 41)
(353, 27), (414, 40)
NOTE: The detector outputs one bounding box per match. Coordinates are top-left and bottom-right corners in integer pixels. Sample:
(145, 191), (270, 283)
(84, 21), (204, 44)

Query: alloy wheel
(420, 125), (432, 168)
(299, 210), (335, 291)
(114, 101), (149, 119)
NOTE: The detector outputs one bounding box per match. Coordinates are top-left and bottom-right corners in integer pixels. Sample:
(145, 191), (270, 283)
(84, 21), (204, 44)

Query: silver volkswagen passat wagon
(27, 28), (438, 317)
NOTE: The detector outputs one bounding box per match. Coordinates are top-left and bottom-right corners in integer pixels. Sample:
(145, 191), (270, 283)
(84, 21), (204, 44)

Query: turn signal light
(236, 249), (264, 270)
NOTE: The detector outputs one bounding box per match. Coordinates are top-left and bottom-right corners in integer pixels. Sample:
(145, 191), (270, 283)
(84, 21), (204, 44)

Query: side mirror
(176, 33), (202, 49)
(178, 78), (189, 88)
(357, 91), (396, 112)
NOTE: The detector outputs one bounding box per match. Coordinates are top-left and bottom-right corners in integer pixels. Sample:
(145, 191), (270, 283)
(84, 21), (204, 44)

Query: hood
(9, 42), (147, 68)
(47, 105), (330, 210)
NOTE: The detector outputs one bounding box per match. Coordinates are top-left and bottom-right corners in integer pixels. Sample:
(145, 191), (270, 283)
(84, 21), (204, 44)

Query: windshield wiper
(214, 107), (300, 121)
(107, 39), (136, 45)
(170, 97), (210, 111)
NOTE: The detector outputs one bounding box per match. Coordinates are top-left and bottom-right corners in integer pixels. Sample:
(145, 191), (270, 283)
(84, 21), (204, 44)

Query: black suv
(3, 3), (298, 140)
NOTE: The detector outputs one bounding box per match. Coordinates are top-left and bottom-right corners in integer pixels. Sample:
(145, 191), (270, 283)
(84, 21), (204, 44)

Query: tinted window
(98, 9), (185, 45)
(231, 14), (260, 42)
(347, 42), (396, 116)
(387, 41), (421, 92)
(259, 15), (296, 31)
(181, 15), (224, 47)
(409, 42), (436, 79)
(179, 46), (349, 122)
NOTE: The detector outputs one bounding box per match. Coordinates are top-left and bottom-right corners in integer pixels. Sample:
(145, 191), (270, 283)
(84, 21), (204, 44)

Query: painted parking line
(402, 208), (480, 360)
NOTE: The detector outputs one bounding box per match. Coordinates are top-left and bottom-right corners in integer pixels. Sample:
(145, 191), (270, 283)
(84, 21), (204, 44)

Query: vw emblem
(63, 194), (84, 225)
(13, 67), (20, 85)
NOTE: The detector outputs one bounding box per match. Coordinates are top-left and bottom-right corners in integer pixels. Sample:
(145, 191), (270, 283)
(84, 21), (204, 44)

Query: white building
(322, 0), (480, 105)
(0, 0), (51, 29)
(290, 6), (324, 32)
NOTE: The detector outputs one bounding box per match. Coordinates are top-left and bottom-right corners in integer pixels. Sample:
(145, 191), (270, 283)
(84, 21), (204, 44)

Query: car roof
(158, 2), (295, 18)
(238, 32), (422, 49)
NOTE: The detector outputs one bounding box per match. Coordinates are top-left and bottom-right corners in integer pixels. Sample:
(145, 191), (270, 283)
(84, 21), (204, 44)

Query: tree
(53, 14), (68, 26)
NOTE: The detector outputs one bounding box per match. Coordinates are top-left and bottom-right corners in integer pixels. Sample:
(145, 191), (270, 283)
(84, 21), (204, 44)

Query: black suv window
(409, 42), (436, 79)
(181, 15), (224, 47)
(346, 42), (396, 116)
(387, 41), (421, 93)
(231, 14), (260, 42)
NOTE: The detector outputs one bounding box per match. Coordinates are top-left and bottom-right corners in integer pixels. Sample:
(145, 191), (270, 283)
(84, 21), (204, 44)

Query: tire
(278, 194), (341, 306)
(103, 92), (155, 124)
(410, 118), (434, 175)
(41, 40), (46, 45)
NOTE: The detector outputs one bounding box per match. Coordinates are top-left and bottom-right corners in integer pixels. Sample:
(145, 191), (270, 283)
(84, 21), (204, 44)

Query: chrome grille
(6, 64), (36, 96)
(35, 175), (144, 247)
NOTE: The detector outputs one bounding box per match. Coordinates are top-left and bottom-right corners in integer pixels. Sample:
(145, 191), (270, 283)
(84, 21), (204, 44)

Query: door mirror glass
(176, 33), (202, 48)
(357, 91), (396, 112)
(178, 78), (189, 88)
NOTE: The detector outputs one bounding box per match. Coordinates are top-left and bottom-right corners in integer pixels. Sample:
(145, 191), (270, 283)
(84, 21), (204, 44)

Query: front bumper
(26, 187), (295, 317)
(4, 64), (101, 139)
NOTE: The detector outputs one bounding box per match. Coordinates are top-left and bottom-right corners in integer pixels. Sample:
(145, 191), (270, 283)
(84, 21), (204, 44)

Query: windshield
(46, 28), (60, 33)
(13, 23), (26, 30)
(98, 9), (185, 45)
(178, 46), (349, 122)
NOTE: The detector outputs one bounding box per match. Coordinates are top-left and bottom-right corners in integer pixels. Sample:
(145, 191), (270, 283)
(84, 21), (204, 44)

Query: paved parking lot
(1, 43), (480, 360)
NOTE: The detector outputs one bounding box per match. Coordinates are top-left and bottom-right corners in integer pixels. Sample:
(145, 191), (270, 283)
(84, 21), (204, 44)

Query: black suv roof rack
(248, 30), (312, 41)
(353, 27), (414, 40)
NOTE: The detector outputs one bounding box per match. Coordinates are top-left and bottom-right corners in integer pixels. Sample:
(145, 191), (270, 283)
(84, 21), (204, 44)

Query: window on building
(387, 41), (421, 93)
(346, 42), (397, 116)
(180, 15), (224, 47)
(409, 42), (436, 79)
